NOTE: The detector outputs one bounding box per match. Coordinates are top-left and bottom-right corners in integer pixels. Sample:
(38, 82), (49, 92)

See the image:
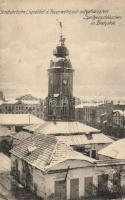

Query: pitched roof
(57, 133), (113, 146)
(98, 138), (125, 159)
(10, 134), (96, 172)
(113, 110), (125, 116)
(24, 121), (100, 135)
(0, 114), (42, 125)
(12, 131), (31, 141)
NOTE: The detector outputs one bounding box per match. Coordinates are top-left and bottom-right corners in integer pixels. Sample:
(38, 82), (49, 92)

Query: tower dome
(53, 35), (69, 57)
(50, 35), (72, 69)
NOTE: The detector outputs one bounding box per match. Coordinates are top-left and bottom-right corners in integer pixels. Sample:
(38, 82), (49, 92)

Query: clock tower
(44, 28), (75, 121)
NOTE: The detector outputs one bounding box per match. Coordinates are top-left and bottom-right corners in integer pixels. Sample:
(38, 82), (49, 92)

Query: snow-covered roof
(10, 134), (96, 172)
(12, 131), (31, 141)
(98, 138), (125, 159)
(24, 121), (100, 135)
(75, 103), (103, 108)
(57, 133), (113, 145)
(0, 114), (42, 125)
(3, 100), (40, 105)
(113, 110), (125, 116)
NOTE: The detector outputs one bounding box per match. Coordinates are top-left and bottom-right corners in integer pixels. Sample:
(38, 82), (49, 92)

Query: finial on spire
(56, 19), (66, 46)
(56, 19), (63, 36)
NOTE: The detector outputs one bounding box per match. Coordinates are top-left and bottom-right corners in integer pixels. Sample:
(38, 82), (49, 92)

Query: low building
(23, 121), (113, 159)
(113, 100), (125, 110)
(0, 114), (42, 132)
(112, 110), (125, 127)
(10, 134), (125, 200)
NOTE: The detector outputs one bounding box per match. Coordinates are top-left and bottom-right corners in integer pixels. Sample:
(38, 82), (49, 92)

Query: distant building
(112, 110), (125, 127)
(75, 102), (113, 128)
(0, 114), (42, 132)
(113, 100), (125, 110)
(0, 94), (43, 119)
(16, 94), (39, 101)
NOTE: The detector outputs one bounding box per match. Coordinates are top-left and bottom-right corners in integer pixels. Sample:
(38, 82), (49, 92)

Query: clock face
(63, 79), (68, 85)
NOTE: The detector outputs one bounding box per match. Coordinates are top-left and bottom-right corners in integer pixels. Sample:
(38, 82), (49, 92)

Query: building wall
(75, 102), (113, 128)
(112, 111), (124, 127)
(0, 101), (43, 119)
(45, 162), (125, 200)
(11, 155), (125, 200)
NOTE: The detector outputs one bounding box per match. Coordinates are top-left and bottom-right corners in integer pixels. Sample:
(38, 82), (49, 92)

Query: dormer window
(27, 145), (37, 155)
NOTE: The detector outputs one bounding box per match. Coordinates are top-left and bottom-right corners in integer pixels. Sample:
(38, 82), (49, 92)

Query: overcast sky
(0, 0), (125, 99)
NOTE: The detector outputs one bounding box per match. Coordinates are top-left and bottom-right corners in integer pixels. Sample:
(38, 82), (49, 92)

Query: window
(55, 180), (66, 200)
(91, 150), (96, 159)
(98, 174), (108, 195)
(113, 173), (121, 192)
(84, 176), (93, 197)
(70, 178), (79, 200)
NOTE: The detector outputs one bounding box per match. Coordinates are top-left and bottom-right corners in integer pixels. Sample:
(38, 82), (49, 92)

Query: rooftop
(10, 134), (96, 172)
(3, 99), (40, 105)
(0, 114), (42, 125)
(24, 121), (100, 135)
(57, 133), (113, 146)
(113, 110), (125, 116)
(98, 138), (125, 159)
(12, 131), (31, 141)
(75, 103), (104, 108)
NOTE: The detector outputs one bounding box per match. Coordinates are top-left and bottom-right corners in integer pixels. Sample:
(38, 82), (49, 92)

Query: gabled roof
(24, 121), (100, 135)
(0, 114), (42, 125)
(113, 110), (125, 116)
(10, 134), (96, 172)
(98, 138), (125, 159)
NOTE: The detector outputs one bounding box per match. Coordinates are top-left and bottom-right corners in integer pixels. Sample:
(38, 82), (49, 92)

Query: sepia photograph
(0, 0), (125, 199)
